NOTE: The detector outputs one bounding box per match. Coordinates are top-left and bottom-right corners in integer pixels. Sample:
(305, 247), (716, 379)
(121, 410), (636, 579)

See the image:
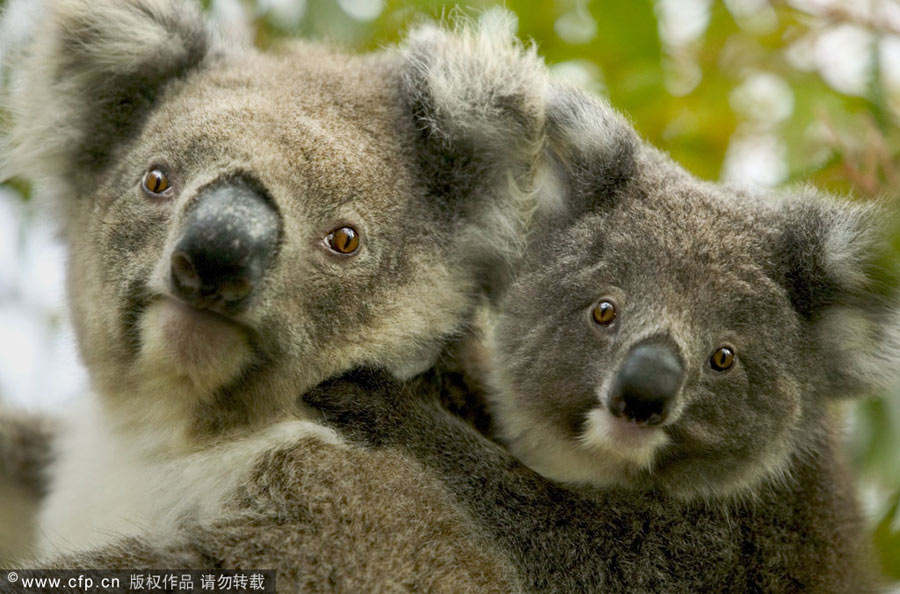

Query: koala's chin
(136, 299), (252, 397)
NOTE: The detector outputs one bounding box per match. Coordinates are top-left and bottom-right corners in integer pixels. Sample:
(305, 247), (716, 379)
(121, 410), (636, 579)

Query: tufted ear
(1, 0), (216, 184)
(399, 11), (550, 284)
(539, 83), (641, 222)
(775, 191), (900, 396)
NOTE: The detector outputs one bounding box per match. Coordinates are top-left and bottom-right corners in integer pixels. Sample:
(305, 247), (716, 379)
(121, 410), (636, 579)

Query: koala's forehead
(553, 184), (788, 316)
(136, 48), (416, 207)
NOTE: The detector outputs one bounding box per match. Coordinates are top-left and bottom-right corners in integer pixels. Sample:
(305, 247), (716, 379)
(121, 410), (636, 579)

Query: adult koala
(0, 0), (547, 587)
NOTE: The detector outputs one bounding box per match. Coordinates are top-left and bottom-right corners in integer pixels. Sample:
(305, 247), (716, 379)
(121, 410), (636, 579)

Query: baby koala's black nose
(607, 341), (684, 426)
(170, 178), (280, 315)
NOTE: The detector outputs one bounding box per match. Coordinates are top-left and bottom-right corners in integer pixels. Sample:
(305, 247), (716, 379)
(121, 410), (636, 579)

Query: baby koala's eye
(142, 168), (170, 195)
(710, 346), (735, 372)
(325, 226), (360, 255)
(591, 300), (617, 325)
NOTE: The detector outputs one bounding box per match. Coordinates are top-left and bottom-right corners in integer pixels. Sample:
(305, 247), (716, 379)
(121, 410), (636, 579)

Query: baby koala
(306, 85), (899, 592)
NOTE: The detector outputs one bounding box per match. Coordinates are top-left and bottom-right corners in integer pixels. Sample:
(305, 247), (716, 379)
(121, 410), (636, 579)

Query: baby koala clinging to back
(307, 84), (900, 592)
(487, 86), (899, 502)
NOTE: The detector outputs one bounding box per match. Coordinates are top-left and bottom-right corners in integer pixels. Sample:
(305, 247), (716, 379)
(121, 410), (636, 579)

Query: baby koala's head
(486, 86), (899, 500)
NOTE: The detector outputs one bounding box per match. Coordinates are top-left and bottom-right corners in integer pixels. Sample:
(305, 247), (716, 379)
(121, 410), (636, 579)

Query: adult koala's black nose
(607, 341), (684, 426)
(170, 179), (280, 315)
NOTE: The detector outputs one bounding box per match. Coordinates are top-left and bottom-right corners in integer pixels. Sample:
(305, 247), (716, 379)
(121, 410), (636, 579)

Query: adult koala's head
(1, 0), (548, 436)
(487, 86), (900, 499)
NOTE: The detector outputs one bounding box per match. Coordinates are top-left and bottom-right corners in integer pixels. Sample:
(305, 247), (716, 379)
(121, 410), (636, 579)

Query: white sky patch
(814, 24), (874, 96)
(877, 1), (900, 34)
(730, 71), (794, 126)
(721, 130), (788, 187)
(36, 322), (87, 409)
(0, 301), (83, 410)
(784, 33), (818, 72)
(211, 0), (253, 44)
(879, 35), (900, 120)
(550, 60), (606, 94)
(337, 0), (384, 22)
(258, 0), (307, 29)
(788, 0), (857, 16)
(555, 2), (598, 45)
(724, 0), (778, 34)
(655, 0), (712, 46)
(0, 304), (42, 407)
(19, 215), (67, 314)
(0, 189), (22, 293)
(655, 0), (711, 96)
(0, 188), (85, 410)
(663, 52), (703, 96)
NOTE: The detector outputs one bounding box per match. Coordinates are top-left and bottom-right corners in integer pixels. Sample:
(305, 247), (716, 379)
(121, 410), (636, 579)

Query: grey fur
(0, 0), (544, 582)
(305, 84), (899, 592)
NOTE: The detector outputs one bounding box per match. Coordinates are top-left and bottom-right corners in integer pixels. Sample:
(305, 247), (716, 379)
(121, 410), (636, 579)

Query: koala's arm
(0, 407), (58, 565)
(33, 434), (522, 594)
(302, 369), (608, 592)
(0, 406), (57, 497)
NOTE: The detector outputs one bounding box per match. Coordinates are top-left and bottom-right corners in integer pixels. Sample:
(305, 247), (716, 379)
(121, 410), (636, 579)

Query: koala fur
(0, 406), (57, 564)
(0, 0), (546, 581)
(305, 84), (898, 592)
(17, 431), (521, 593)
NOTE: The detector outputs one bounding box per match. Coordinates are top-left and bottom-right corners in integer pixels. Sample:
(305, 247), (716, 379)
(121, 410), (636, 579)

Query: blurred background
(1, 0), (898, 581)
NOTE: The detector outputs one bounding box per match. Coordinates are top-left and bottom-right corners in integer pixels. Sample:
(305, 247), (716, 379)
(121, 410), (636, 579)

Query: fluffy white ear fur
(402, 10), (546, 166)
(544, 82), (636, 161)
(820, 200), (900, 396)
(781, 193), (900, 396)
(0, 0), (214, 185)
(401, 10), (554, 271)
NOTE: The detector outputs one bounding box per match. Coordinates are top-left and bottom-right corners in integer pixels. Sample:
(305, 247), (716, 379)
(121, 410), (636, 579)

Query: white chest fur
(36, 396), (343, 557)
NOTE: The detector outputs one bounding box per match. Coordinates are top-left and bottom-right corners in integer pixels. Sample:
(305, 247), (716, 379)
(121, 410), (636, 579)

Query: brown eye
(710, 347), (735, 372)
(326, 226), (360, 254)
(591, 300), (616, 325)
(142, 168), (170, 194)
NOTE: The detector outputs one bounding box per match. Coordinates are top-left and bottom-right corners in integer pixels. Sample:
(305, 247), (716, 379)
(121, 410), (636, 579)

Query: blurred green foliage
(2, 0), (899, 582)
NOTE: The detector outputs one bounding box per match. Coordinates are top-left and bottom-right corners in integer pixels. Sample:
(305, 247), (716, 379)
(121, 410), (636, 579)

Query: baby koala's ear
(775, 191), (900, 396)
(399, 10), (549, 275)
(2, 0), (216, 183)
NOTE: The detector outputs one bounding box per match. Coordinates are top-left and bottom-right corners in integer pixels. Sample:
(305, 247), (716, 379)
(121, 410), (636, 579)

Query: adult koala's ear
(540, 83), (642, 222)
(2, 0), (215, 184)
(775, 191), (900, 397)
(400, 11), (549, 282)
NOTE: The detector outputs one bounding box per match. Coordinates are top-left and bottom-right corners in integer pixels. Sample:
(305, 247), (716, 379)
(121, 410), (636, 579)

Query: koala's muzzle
(607, 341), (684, 426)
(170, 180), (280, 315)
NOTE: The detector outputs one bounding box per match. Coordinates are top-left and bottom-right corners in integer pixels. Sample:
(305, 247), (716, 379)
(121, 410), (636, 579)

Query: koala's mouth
(154, 296), (249, 344)
(133, 296), (257, 391)
(578, 407), (670, 469)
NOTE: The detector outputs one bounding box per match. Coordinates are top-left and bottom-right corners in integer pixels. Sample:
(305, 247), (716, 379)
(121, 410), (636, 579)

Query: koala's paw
(302, 367), (411, 447)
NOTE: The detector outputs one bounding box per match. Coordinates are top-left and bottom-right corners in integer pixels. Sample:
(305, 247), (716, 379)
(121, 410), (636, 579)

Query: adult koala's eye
(591, 300), (616, 325)
(710, 346), (735, 371)
(142, 168), (170, 195)
(325, 226), (360, 255)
